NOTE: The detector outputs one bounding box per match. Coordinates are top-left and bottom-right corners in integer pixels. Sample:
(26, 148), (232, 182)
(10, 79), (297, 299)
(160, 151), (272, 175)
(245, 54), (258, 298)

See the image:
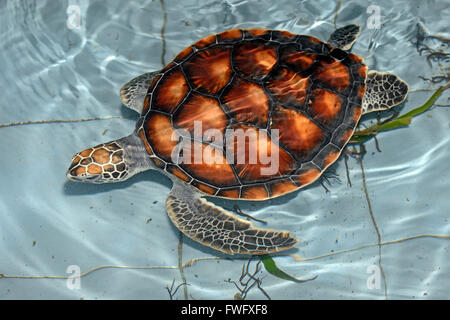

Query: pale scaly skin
(361, 71), (409, 114)
(166, 180), (298, 255)
(120, 71), (159, 114)
(328, 24), (361, 51)
(67, 133), (153, 184)
(67, 141), (128, 183)
(67, 25), (409, 256)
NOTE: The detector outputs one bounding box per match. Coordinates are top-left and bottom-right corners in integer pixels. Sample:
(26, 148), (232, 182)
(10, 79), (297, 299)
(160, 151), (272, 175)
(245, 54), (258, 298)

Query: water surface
(0, 0), (449, 299)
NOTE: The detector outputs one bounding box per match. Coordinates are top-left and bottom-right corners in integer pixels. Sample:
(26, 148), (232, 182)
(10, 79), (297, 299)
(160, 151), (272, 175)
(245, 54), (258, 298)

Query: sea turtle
(67, 25), (408, 255)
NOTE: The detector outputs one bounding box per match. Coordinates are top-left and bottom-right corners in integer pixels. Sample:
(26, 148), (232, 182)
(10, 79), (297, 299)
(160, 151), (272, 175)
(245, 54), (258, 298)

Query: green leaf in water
(259, 254), (317, 283)
(350, 84), (449, 144)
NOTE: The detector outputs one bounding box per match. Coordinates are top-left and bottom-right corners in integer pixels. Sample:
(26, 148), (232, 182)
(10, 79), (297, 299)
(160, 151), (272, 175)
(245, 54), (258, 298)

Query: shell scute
(173, 93), (228, 136)
(314, 57), (350, 91)
(271, 106), (326, 161)
(145, 112), (178, 161)
(294, 163), (321, 186)
(217, 29), (243, 42)
(280, 45), (317, 72)
(216, 188), (240, 199)
(308, 88), (343, 126)
(192, 34), (216, 49)
(266, 67), (309, 107)
(138, 129), (153, 155)
(153, 67), (189, 113)
(233, 41), (277, 80)
(226, 123), (296, 184)
(192, 180), (218, 195)
(244, 29), (272, 40)
(221, 77), (269, 127)
(174, 46), (194, 62)
(296, 35), (327, 53)
(180, 142), (239, 187)
(267, 179), (299, 197)
(241, 185), (268, 200)
(271, 30), (297, 42)
(166, 164), (190, 183)
(311, 143), (342, 171)
(184, 46), (232, 94)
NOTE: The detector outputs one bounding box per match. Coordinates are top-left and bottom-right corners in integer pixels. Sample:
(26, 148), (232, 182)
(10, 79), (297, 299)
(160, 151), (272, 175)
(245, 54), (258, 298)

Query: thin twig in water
(357, 144), (388, 299)
(319, 180), (330, 194)
(373, 135), (382, 153)
(159, 0), (167, 67)
(232, 205), (267, 224)
(177, 232), (188, 299)
(344, 152), (352, 187)
(165, 278), (188, 300)
(225, 257), (271, 300)
(320, 169), (341, 193)
(419, 75), (450, 84)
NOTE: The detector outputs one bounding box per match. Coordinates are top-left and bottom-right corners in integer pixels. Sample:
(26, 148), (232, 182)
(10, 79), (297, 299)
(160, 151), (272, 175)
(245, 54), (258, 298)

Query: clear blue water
(0, 0), (449, 299)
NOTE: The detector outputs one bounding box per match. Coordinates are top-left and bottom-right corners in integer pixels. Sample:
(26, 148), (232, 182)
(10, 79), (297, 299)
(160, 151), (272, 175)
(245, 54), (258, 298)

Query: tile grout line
(158, 0), (188, 300)
(0, 116), (123, 128)
(359, 155), (388, 299)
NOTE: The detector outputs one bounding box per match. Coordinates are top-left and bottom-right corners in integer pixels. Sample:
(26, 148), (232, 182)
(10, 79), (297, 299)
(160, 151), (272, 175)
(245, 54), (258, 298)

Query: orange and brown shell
(138, 29), (367, 200)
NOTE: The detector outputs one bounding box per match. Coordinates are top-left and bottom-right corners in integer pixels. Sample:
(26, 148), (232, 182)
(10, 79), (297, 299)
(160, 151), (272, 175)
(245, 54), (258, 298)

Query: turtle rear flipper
(120, 71), (159, 114)
(328, 24), (361, 50)
(362, 71), (409, 114)
(166, 181), (298, 255)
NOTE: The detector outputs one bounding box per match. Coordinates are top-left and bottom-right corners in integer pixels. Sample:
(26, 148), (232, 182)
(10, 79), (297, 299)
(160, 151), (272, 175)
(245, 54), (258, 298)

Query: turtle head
(67, 141), (128, 183)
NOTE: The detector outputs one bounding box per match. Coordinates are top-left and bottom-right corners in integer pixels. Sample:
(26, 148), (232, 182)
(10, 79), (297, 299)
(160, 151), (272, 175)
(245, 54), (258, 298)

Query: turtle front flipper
(120, 71), (159, 114)
(362, 71), (409, 114)
(328, 24), (361, 50)
(166, 181), (298, 255)
(67, 133), (153, 183)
